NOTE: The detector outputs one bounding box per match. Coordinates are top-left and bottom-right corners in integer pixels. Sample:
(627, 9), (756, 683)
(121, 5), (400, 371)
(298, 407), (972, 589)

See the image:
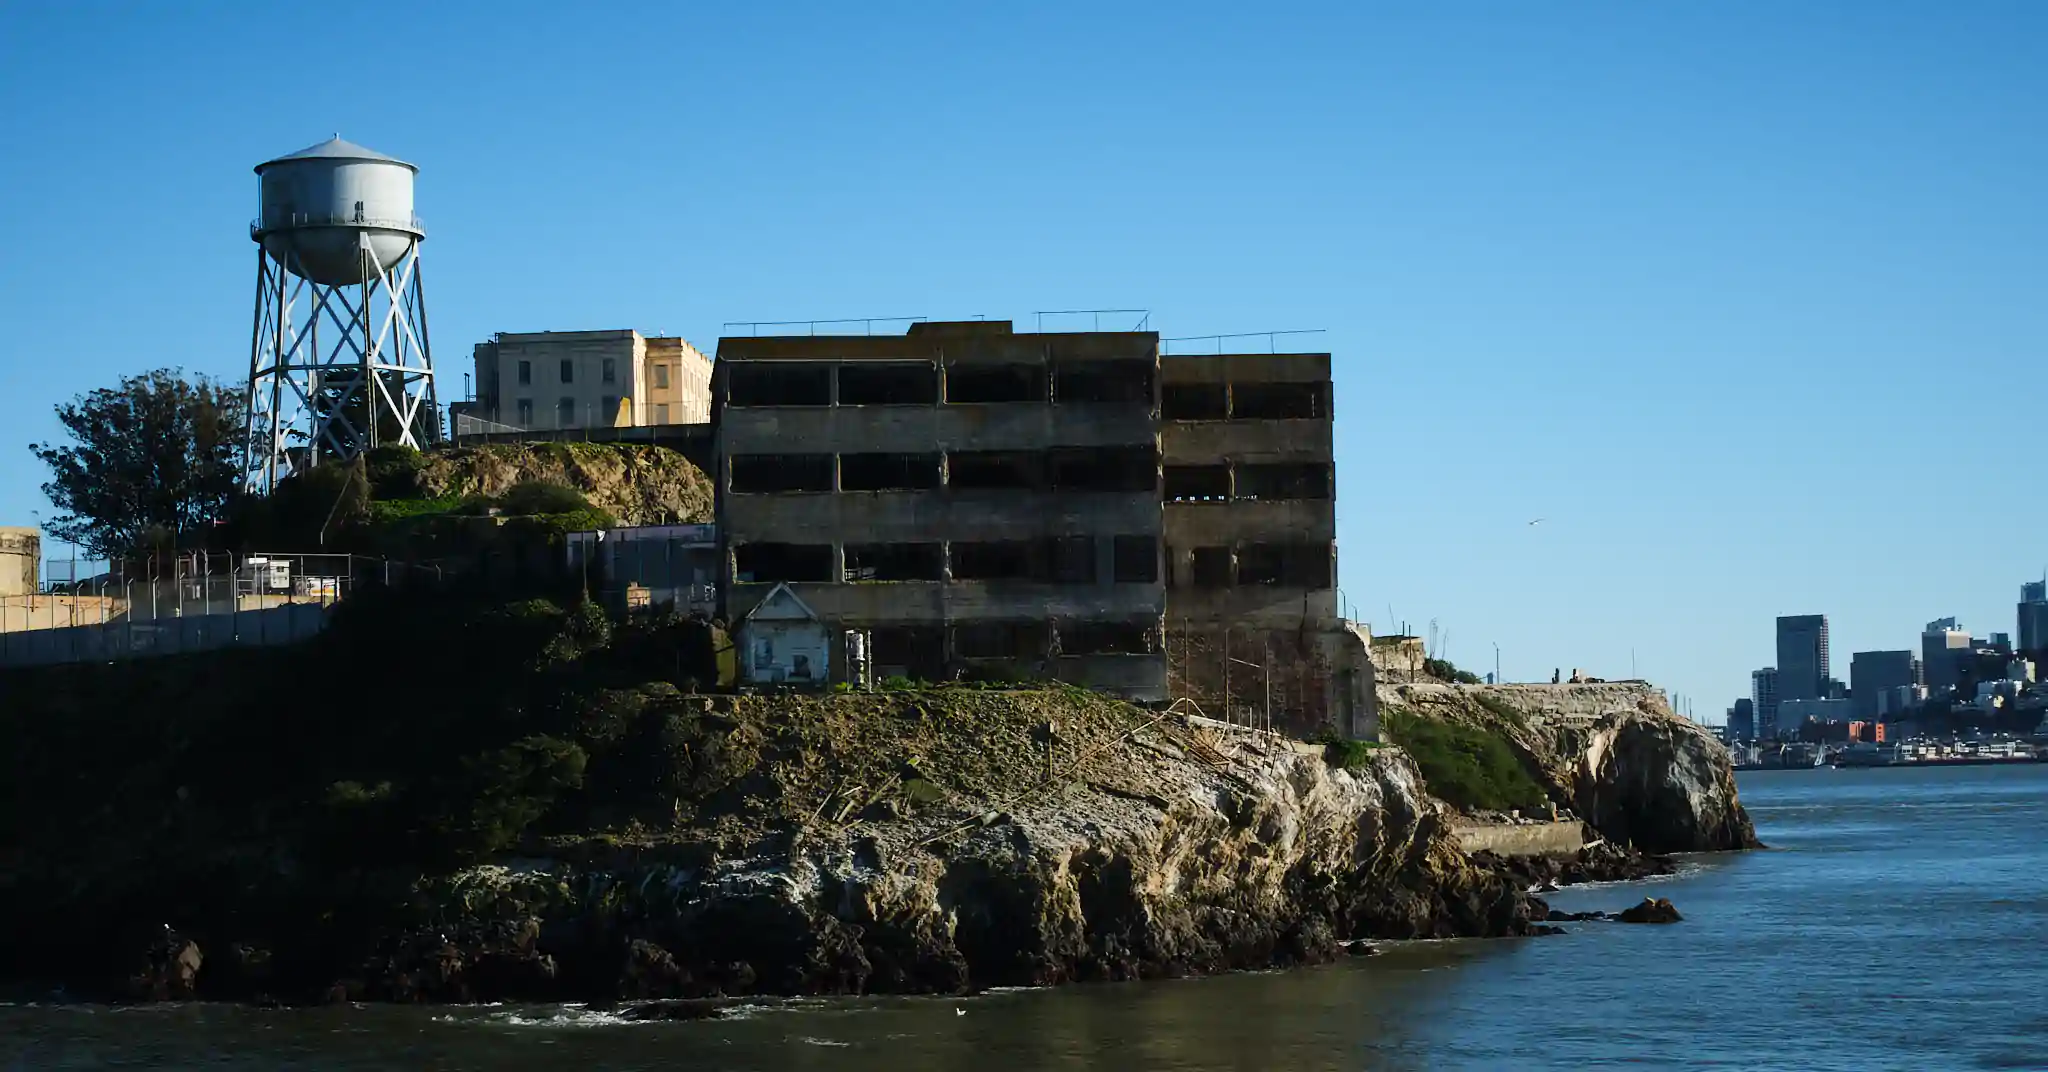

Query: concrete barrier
(1453, 819), (1587, 858)
(0, 602), (332, 668)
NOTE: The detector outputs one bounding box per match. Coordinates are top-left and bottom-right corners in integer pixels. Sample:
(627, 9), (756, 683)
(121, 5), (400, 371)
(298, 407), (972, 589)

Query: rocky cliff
(1376, 682), (1760, 853)
(415, 442), (712, 526)
(348, 704), (1546, 1003)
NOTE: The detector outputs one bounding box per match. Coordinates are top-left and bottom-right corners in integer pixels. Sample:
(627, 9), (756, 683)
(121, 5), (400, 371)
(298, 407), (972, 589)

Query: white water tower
(243, 136), (438, 492)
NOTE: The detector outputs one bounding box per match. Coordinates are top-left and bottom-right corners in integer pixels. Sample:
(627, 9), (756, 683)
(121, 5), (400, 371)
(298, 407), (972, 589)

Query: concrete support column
(831, 543), (847, 584)
(828, 361), (841, 407)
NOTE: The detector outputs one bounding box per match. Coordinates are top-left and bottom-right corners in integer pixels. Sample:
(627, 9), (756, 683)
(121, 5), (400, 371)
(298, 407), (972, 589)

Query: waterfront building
(1777, 697), (1853, 736)
(1776, 614), (1830, 701)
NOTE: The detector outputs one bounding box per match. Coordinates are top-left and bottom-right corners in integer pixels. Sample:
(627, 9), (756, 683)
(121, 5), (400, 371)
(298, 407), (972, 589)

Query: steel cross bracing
(242, 237), (438, 493)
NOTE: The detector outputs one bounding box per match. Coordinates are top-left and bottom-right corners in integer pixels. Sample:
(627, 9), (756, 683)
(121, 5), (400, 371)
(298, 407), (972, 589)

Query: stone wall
(1453, 819), (1587, 858)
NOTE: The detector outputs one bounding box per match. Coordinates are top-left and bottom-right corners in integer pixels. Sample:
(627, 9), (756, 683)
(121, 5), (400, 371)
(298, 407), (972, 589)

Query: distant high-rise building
(1728, 698), (1756, 741)
(1776, 615), (1830, 701)
(1752, 667), (1781, 739)
(2020, 581), (2048, 657)
(1850, 650), (1918, 721)
(1921, 618), (1972, 694)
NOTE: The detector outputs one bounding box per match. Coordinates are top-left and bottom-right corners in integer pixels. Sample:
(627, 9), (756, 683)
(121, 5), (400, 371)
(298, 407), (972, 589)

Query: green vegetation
(1380, 706), (1547, 813)
(1423, 657), (1484, 685)
(30, 368), (244, 557)
(1472, 693), (1529, 731)
(1309, 730), (1383, 770)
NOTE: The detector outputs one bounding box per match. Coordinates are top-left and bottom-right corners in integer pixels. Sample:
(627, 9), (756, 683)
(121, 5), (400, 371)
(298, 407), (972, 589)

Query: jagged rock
(1545, 910), (1610, 922)
(413, 730), (1549, 998)
(620, 939), (689, 999)
(1378, 683), (1761, 853)
(619, 998), (736, 1021)
(126, 929), (202, 1002)
(1617, 898), (1682, 924)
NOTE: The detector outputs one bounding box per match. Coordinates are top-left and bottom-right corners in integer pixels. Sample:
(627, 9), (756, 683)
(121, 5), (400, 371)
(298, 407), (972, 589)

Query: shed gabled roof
(256, 136), (416, 173)
(741, 582), (821, 624)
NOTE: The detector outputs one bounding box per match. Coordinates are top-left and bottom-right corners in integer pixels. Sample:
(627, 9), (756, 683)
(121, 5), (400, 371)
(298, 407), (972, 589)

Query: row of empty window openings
(737, 537), (1159, 584)
(729, 448), (1164, 494)
(733, 539), (1331, 588)
(1159, 382), (1326, 420)
(515, 360), (674, 389)
(724, 361), (1157, 407)
(849, 621), (1162, 660)
(1163, 463), (1329, 501)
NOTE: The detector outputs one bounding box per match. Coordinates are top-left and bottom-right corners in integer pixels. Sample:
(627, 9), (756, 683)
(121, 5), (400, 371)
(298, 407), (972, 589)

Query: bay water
(6, 763), (2045, 1070)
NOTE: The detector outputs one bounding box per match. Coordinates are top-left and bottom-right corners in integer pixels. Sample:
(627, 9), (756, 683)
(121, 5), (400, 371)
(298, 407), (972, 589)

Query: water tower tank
(252, 136), (422, 286)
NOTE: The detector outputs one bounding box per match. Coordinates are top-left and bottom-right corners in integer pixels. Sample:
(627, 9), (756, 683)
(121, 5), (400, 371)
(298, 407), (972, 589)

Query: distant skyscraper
(2020, 581), (2048, 657)
(1728, 698), (1756, 741)
(1752, 667), (1780, 739)
(1921, 618), (1971, 694)
(1850, 650), (1918, 721)
(1776, 615), (1830, 701)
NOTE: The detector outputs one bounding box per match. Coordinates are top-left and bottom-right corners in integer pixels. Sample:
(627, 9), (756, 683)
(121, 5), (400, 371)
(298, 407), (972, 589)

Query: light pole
(1494, 642), (1501, 686)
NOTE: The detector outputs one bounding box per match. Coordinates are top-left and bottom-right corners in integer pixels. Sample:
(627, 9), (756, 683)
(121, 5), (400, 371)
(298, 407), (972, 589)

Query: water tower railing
(250, 212), (426, 238)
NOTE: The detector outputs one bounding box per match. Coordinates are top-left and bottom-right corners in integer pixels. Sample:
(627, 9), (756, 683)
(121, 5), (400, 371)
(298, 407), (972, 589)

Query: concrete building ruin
(712, 320), (1373, 738)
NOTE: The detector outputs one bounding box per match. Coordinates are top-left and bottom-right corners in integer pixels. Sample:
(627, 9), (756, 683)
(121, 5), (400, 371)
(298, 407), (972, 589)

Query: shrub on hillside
(499, 480), (594, 516)
(1382, 707), (1546, 813)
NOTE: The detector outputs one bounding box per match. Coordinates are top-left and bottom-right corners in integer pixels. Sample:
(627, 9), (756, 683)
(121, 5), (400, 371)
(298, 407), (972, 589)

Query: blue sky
(3, 2), (2043, 716)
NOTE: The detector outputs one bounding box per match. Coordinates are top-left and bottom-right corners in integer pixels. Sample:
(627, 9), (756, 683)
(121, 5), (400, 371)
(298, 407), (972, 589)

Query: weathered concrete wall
(0, 603), (332, 668)
(1160, 421), (1333, 464)
(1370, 636), (1427, 681)
(727, 580), (1162, 626)
(0, 528), (37, 598)
(1454, 820), (1587, 858)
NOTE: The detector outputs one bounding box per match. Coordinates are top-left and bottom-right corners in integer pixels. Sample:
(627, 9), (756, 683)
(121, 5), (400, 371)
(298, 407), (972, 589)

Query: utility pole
(1494, 642), (1501, 685)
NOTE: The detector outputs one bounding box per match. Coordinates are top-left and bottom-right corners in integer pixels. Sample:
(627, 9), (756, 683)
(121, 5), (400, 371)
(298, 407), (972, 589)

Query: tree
(29, 369), (245, 559)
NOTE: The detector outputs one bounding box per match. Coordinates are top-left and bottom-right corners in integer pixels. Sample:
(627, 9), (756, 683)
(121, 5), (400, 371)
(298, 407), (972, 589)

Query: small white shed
(739, 582), (830, 686)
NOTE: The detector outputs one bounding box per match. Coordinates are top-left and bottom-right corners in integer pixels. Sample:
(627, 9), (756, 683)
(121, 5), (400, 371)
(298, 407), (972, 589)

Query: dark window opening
(1236, 542), (1333, 588)
(729, 453), (834, 493)
(951, 541), (1035, 581)
(869, 627), (946, 679)
(844, 542), (944, 581)
(954, 622), (1049, 659)
(840, 452), (941, 491)
(1046, 536), (1096, 583)
(947, 363), (1045, 403)
(1161, 383), (1228, 420)
(1112, 536), (1158, 583)
(1234, 462), (1330, 500)
(1055, 360), (1154, 404)
(517, 360), (532, 386)
(1232, 382), (1325, 419)
(838, 362), (939, 405)
(949, 451), (1045, 491)
(1059, 620), (1159, 656)
(727, 363), (832, 407)
(734, 542), (834, 583)
(602, 357), (617, 384)
(1190, 547), (1233, 589)
(1049, 446), (1157, 493)
(560, 359), (575, 384)
(1164, 464), (1231, 502)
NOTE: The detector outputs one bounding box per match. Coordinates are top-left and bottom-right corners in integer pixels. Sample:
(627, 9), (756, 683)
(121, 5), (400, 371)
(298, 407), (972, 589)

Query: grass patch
(1381, 707), (1546, 813)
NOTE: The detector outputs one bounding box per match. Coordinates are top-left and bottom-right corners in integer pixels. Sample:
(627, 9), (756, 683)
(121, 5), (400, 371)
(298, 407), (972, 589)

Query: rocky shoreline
(0, 608), (1758, 1009)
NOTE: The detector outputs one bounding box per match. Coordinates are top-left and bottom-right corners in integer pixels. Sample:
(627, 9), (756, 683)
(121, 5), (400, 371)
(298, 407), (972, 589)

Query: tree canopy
(29, 369), (244, 559)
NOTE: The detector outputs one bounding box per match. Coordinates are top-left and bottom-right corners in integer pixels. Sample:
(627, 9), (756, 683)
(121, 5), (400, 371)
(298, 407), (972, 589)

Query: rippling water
(6, 764), (2046, 1070)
